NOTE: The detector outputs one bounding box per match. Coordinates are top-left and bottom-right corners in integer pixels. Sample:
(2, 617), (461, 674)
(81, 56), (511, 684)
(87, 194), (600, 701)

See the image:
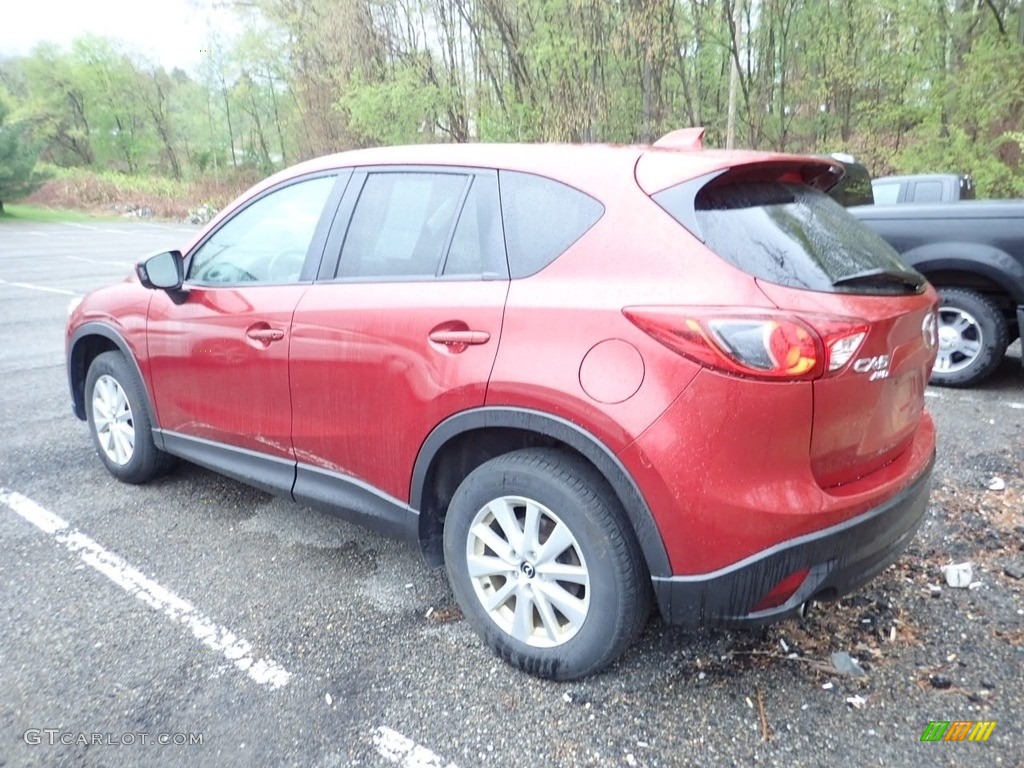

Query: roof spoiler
(653, 127), (706, 151)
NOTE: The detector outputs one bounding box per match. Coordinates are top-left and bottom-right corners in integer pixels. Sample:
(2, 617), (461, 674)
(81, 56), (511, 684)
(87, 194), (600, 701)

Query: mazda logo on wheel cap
(922, 312), (937, 349)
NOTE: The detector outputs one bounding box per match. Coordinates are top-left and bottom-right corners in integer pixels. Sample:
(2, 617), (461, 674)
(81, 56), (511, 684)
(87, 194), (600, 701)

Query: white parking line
(61, 222), (131, 235)
(926, 389), (1024, 410)
(0, 489), (292, 690)
(373, 726), (458, 768)
(66, 255), (136, 268)
(0, 278), (81, 297)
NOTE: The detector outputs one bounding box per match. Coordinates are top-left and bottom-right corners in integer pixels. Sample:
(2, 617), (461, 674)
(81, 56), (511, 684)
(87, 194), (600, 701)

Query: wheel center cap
(938, 326), (959, 351)
(519, 561), (536, 579)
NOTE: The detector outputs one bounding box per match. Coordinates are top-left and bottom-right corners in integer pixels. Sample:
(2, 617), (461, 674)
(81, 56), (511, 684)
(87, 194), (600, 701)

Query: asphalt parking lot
(1, 219), (1022, 768)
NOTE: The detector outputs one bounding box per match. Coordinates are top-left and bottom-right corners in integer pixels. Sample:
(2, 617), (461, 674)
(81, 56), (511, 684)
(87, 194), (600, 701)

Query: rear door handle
(428, 330), (491, 345)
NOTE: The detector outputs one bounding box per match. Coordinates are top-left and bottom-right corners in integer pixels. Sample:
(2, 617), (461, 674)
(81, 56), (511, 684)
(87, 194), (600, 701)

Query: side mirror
(136, 250), (184, 291)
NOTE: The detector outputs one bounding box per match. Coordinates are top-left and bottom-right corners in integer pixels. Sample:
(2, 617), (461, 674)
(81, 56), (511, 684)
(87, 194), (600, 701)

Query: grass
(0, 203), (114, 223)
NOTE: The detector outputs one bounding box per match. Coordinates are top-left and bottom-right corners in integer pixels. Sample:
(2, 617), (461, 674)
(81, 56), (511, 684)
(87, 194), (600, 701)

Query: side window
(443, 175), (506, 277)
(338, 172), (468, 279)
(189, 176), (336, 284)
(871, 182), (899, 205)
(498, 170), (604, 278)
(911, 181), (943, 203)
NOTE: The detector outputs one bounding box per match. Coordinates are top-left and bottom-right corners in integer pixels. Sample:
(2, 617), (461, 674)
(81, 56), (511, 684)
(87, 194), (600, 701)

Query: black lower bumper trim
(651, 453), (934, 628)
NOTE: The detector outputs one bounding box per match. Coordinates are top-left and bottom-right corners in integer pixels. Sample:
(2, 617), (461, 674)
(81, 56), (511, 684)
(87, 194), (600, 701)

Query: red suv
(67, 130), (937, 679)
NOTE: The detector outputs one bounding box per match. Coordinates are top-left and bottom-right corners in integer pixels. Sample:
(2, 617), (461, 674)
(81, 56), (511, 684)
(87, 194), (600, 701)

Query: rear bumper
(651, 451), (934, 628)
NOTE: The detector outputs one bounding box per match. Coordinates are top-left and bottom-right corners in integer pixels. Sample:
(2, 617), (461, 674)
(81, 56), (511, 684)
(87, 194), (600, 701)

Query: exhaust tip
(798, 601), (812, 619)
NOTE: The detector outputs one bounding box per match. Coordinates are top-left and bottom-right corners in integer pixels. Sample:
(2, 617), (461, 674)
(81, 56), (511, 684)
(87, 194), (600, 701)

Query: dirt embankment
(24, 170), (260, 223)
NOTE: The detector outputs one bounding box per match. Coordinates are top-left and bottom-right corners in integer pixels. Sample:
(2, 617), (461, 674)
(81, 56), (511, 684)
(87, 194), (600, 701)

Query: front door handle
(246, 327), (285, 343)
(428, 330), (491, 345)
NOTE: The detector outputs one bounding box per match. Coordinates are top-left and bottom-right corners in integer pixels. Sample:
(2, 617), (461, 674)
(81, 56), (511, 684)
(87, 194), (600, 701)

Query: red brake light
(624, 308), (867, 381)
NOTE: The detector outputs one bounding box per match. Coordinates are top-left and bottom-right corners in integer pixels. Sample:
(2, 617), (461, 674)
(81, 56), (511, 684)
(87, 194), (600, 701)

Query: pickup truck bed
(850, 200), (1024, 387)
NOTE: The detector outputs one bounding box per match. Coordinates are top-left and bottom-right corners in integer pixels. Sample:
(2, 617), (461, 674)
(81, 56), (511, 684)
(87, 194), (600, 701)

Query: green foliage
(1, 0), (1023, 205)
(0, 91), (49, 211)
(340, 65), (443, 145)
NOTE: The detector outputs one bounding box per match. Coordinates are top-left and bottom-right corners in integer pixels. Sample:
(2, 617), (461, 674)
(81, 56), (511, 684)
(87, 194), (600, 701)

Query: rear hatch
(646, 159), (937, 488)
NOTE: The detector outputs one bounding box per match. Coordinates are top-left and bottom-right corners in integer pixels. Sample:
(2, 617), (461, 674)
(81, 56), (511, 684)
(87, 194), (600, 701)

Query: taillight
(623, 307), (867, 381)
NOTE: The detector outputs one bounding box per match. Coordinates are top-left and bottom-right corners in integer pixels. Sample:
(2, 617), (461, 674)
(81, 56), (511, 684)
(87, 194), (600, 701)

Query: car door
(146, 172), (346, 490)
(289, 168), (509, 507)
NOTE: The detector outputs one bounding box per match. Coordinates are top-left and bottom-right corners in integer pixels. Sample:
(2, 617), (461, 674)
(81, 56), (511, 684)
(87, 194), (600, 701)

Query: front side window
(911, 181), (943, 203)
(189, 175), (336, 284)
(338, 172), (469, 279)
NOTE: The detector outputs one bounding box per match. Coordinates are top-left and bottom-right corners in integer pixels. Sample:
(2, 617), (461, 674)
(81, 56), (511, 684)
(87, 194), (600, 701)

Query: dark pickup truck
(850, 201), (1024, 387)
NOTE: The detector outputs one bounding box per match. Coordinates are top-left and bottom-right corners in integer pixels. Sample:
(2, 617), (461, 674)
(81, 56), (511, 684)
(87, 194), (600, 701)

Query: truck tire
(931, 288), (1008, 388)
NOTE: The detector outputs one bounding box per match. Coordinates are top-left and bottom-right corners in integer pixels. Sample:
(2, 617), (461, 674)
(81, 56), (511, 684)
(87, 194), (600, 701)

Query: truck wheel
(443, 448), (651, 680)
(930, 288), (1008, 388)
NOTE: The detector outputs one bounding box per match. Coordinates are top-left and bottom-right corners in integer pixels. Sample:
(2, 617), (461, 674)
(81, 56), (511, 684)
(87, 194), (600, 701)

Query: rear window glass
(659, 181), (922, 294)
(499, 171), (604, 278)
(872, 182), (900, 205)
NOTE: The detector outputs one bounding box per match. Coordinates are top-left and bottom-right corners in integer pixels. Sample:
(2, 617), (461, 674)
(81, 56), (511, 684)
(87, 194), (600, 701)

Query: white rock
(942, 562), (972, 588)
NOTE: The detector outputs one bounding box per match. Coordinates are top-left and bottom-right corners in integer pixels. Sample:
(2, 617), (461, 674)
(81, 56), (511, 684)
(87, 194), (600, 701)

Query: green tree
(0, 92), (47, 214)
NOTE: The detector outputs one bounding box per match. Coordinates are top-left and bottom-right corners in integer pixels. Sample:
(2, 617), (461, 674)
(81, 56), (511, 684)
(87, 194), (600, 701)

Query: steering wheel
(202, 263), (259, 283)
(266, 249), (307, 282)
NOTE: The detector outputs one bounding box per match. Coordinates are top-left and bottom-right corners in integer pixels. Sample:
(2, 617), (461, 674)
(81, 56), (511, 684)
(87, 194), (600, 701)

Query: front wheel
(443, 448), (651, 680)
(930, 288), (1008, 388)
(85, 351), (173, 483)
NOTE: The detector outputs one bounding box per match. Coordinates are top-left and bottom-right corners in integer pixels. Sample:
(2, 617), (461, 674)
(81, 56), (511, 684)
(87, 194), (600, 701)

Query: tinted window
(189, 176), (335, 284)
(911, 181), (944, 203)
(871, 181), (900, 205)
(682, 182), (923, 294)
(827, 161), (873, 207)
(498, 171), (604, 278)
(443, 175), (506, 277)
(338, 172), (468, 279)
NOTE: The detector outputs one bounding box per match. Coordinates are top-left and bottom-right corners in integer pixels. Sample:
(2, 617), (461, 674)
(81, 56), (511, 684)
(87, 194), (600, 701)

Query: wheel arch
(68, 324), (160, 439)
(411, 407), (671, 578)
(903, 245), (1024, 307)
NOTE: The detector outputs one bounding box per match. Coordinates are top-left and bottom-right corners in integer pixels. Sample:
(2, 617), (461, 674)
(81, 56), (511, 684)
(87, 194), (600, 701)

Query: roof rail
(652, 127), (706, 151)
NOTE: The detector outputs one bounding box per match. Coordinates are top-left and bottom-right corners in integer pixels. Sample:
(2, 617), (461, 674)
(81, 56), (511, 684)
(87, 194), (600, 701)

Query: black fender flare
(900, 243), (1024, 304)
(67, 323), (162, 445)
(410, 407), (672, 578)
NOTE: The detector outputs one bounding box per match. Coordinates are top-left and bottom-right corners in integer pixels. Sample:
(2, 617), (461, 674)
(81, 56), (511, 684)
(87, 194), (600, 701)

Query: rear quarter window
(655, 180), (923, 295)
(498, 171), (604, 278)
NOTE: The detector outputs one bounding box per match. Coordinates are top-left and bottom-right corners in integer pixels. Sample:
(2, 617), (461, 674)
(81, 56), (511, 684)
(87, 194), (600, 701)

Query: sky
(0, 0), (239, 73)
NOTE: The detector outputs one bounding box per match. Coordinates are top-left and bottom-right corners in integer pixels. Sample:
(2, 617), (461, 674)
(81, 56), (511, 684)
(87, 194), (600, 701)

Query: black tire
(443, 448), (652, 680)
(85, 351), (173, 484)
(930, 288), (1008, 388)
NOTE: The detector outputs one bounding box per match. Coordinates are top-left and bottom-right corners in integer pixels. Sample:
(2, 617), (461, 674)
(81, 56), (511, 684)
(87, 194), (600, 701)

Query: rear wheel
(85, 351), (173, 483)
(443, 448), (651, 680)
(930, 288), (1007, 388)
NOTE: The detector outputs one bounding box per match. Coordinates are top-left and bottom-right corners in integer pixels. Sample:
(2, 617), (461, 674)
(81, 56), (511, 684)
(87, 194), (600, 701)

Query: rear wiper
(832, 267), (924, 292)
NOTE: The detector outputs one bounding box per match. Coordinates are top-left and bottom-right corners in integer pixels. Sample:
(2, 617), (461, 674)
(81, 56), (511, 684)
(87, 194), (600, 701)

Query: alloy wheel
(91, 374), (135, 465)
(935, 306), (983, 374)
(465, 495), (590, 647)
